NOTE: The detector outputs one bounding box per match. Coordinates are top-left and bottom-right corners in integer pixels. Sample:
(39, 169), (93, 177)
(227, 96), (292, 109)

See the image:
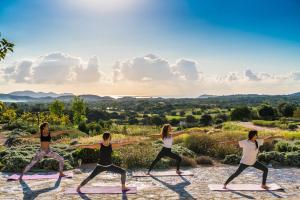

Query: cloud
(75, 56), (102, 83)
(113, 54), (201, 82)
(4, 60), (33, 83)
(290, 72), (300, 81)
(244, 69), (260, 81)
(172, 59), (199, 80)
(2, 52), (103, 84)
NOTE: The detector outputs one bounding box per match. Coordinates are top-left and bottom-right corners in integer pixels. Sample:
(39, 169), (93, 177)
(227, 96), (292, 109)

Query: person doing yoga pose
(223, 130), (282, 189)
(147, 124), (185, 175)
(77, 132), (133, 192)
(20, 122), (66, 179)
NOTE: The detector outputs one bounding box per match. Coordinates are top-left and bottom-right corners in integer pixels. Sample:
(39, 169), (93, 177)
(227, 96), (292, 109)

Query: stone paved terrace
(0, 165), (299, 200)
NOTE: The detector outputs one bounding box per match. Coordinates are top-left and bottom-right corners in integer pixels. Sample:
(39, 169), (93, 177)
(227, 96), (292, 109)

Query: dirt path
(237, 122), (281, 132)
(0, 166), (299, 199)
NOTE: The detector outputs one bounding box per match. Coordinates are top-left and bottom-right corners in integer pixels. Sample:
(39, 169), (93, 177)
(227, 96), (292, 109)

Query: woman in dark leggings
(223, 130), (282, 189)
(147, 124), (185, 175)
(77, 132), (133, 192)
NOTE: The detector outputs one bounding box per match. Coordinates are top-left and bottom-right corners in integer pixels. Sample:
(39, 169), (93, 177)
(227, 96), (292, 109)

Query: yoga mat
(132, 170), (193, 177)
(7, 172), (73, 180)
(65, 186), (137, 194)
(208, 183), (282, 191)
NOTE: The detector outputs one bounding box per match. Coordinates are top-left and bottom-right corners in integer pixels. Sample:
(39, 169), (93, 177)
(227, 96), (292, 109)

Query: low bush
(222, 154), (241, 165)
(183, 134), (216, 155)
(285, 151), (300, 167)
(196, 156), (213, 165)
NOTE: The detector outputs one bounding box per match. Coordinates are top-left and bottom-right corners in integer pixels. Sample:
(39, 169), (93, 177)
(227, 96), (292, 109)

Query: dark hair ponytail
(40, 122), (49, 136)
(248, 130), (258, 149)
(161, 124), (171, 139)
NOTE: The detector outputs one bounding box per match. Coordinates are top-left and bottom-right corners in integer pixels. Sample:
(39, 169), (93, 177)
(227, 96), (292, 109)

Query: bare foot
(59, 173), (67, 177)
(146, 171), (151, 175)
(76, 187), (81, 193)
(223, 184), (227, 189)
(176, 170), (182, 175)
(261, 185), (270, 190)
(122, 186), (129, 191)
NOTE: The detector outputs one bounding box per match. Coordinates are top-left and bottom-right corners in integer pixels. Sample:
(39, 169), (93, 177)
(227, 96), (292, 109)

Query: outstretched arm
(261, 135), (283, 142)
(77, 143), (100, 149)
(171, 131), (186, 137)
(111, 140), (135, 150)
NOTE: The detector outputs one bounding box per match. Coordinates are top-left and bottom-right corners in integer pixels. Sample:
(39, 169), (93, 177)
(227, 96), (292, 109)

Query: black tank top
(98, 143), (113, 165)
(41, 133), (51, 142)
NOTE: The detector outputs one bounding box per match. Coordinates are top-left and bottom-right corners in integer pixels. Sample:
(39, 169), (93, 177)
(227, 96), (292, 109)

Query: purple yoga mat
(65, 186), (137, 194)
(132, 170), (193, 177)
(7, 173), (73, 180)
(208, 183), (282, 191)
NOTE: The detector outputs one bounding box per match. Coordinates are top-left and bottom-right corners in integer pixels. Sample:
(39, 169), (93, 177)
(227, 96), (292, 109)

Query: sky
(0, 0), (300, 97)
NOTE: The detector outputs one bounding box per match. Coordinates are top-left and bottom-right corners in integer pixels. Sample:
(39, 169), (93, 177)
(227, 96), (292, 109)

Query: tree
(169, 118), (180, 126)
(258, 104), (276, 120)
(293, 107), (300, 118)
(49, 100), (65, 117)
(0, 33), (14, 61)
(71, 96), (87, 125)
(200, 114), (212, 126)
(151, 115), (166, 126)
(2, 108), (16, 125)
(179, 111), (185, 117)
(230, 106), (251, 121)
(186, 115), (197, 124)
(128, 117), (139, 125)
(278, 103), (296, 117)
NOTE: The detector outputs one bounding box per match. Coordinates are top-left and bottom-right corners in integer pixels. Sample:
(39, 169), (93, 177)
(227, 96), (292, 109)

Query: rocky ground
(0, 164), (299, 200)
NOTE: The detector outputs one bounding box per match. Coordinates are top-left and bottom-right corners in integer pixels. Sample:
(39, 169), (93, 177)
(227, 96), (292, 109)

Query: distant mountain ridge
(9, 90), (73, 98)
(0, 90), (300, 102)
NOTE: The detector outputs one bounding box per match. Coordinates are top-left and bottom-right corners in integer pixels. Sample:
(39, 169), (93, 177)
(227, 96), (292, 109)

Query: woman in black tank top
(20, 122), (66, 179)
(77, 132), (133, 192)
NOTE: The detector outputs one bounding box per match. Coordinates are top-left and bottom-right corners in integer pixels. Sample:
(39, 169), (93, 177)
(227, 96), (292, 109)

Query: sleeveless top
(98, 143), (113, 166)
(41, 133), (51, 142)
(162, 136), (173, 148)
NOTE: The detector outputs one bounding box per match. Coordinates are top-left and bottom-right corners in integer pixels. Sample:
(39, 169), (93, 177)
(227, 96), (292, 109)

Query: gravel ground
(0, 164), (299, 200)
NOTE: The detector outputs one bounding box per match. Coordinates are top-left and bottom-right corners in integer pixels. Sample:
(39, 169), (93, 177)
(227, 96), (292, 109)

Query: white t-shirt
(162, 136), (173, 148)
(238, 139), (264, 165)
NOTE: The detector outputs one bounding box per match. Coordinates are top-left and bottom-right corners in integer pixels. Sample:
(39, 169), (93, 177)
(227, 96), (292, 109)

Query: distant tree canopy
(258, 104), (276, 120)
(49, 100), (65, 117)
(200, 114), (212, 126)
(230, 106), (252, 121)
(278, 103), (296, 117)
(0, 33), (14, 61)
(71, 96), (87, 125)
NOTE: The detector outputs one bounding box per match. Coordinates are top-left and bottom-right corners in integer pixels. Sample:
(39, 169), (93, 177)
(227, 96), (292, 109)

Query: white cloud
(172, 59), (199, 80)
(113, 54), (201, 82)
(2, 52), (103, 84)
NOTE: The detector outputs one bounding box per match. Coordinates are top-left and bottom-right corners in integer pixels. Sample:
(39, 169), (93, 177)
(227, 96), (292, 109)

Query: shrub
(259, 141), (275, 152)
(196, 156), (213, 165)
(222, 154), (241, 165)
(258, 151), (285, 164)
(119, 142), (168, 169)
(170, 144), (197, 158)
(285, 151), (300, 167)
(2, 121), (23, 130)
(183, 134), (215, 155)
(72, 148), (99, 163)
(78, 122), (89, 134)
(275, 141), (293, 152)
(210, 144), (240, 159)
(288, 124), (298, 131)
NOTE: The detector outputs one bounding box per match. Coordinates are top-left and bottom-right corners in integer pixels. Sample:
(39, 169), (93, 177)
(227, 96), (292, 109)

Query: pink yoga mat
(132, 170), (193, 177)
(7, 173), (73, 180)
(208, 183), (282, 191)
(65, 186), (137, 194)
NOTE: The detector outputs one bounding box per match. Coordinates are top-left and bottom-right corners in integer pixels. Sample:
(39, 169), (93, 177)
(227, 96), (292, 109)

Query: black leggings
(225, 161), (268, 185)
(79, 164), (126, 187)
(149, 147), (182, 172)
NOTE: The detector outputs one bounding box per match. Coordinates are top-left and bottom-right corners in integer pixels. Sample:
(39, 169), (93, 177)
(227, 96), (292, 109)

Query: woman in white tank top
(147, 124), (186, 175)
